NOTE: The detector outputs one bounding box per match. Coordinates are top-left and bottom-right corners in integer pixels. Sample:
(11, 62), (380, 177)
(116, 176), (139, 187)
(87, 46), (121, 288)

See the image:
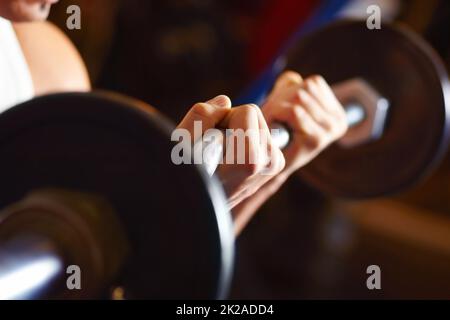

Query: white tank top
(0, 17), (34, 112)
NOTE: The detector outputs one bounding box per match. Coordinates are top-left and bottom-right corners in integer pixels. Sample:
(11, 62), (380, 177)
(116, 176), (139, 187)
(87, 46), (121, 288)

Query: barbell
(0, 20), (449, 299)
(205, 20), (450, 198)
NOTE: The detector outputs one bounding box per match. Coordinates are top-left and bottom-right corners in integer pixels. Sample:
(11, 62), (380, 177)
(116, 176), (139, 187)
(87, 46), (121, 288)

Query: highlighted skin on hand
(262, 71), (348, 176)
(177, 95), (285, 208)
(232, 71), (348, 235)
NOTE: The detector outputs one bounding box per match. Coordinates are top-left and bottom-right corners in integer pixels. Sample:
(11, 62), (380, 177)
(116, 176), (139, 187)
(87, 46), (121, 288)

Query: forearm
(232, 171), (290, 236)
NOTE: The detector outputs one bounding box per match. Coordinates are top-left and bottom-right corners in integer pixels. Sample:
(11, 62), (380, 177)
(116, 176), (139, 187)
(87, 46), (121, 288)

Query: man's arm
(13, 21), (90, 95)
(232, 170), (290, 235)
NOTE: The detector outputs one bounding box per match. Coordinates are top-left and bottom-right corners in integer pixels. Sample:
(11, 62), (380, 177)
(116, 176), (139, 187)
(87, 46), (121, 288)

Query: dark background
(48, 0), (450, 298)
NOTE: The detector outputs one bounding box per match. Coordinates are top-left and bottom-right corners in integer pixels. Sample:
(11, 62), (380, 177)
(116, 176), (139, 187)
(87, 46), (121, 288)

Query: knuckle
(283, 70), (302, 79)
(279, 70), (302, 83)
(239, 104), (259, 116)
(309, 74), (322, 83)
(306, 74), (321, 84)
(311, 75), (328, 89)
(253, 104), (265, 118)
(191, 102), (211, 118)
(315, 74), (327, 84)
(303, 78), (316, 91)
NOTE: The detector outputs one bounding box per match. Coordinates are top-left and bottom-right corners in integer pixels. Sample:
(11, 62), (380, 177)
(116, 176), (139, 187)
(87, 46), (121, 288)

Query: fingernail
(208, 95), (230, 108)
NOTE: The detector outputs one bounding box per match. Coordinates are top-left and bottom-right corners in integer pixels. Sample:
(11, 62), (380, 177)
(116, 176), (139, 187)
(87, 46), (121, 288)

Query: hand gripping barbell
(204, 20), (450, 198)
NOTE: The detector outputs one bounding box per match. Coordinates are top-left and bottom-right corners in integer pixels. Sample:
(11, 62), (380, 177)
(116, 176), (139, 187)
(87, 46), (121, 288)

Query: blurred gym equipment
(0, 93), (234, 299)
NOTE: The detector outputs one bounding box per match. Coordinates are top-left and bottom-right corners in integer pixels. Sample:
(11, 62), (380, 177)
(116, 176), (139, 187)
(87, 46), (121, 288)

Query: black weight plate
(0, 92), (234, 299)
(284, 20), (450, 198)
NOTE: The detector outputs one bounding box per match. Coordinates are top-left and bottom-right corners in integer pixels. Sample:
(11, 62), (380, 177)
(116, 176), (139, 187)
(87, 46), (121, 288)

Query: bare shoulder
(13, 21), (90, 95)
